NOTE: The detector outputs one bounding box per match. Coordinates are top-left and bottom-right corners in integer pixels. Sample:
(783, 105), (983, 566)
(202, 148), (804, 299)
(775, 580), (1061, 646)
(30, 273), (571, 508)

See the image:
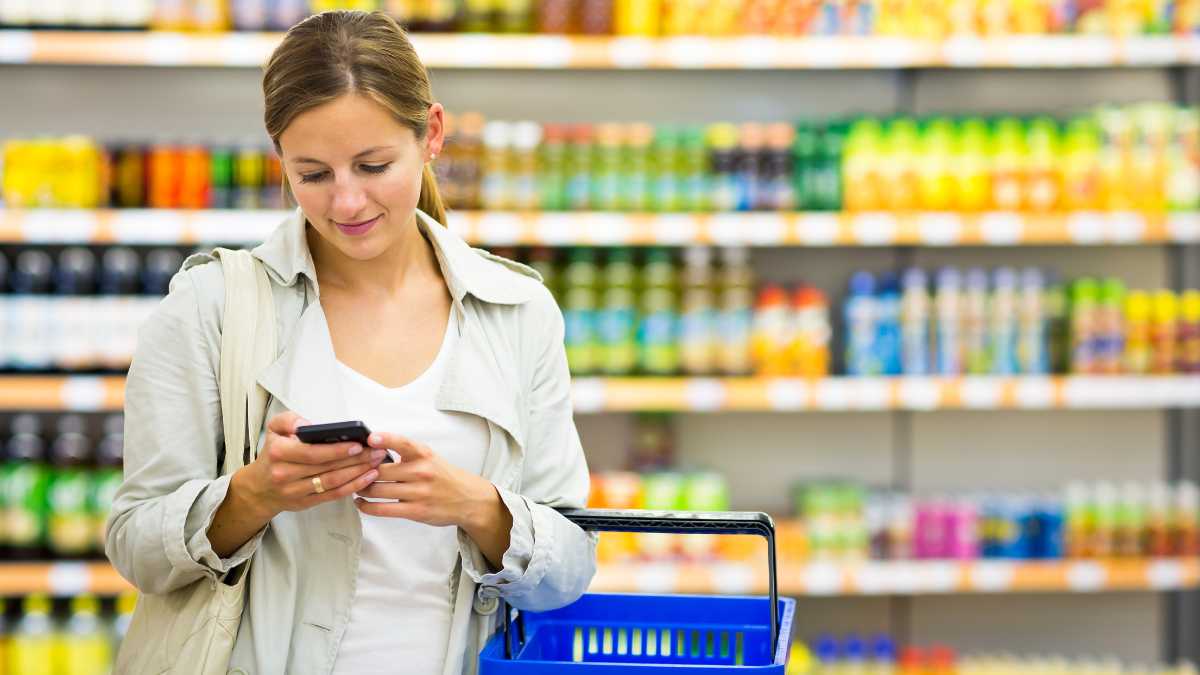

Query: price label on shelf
(979, 212), (1023, 245)
(1066, 562), (1108, 591)
(711, 563), (755, 594)
(685, 379), (727, 411)
(664, 37), (713, 68)
(733, 37), (780, 68)
(536, 213), (578, 246)
(851, 213), (897, 245)
(1121, 37), (1180, 66)
(850, 562), (896, 594)
(21, 209), (98, 243)
(796, 214), (839, 246)
(650, 214), (700, 245)
(960, 377), (1003, 408)
(916, 213), (963, 246)
(523, 36), (573, 68)
(190, 210), (282, 244)
(744, 214), (787, 246)
(1167, 213), (1200, 243)
(0, 30), (34, 63)
(112, 209), (187, 244)
(477, 212), (523, 245)
(1147, 560), (1185, 590)
(766, 379), (808, 411)
(913, 562), (960, 593)
(814, 379), (853, 410)
(571, 379), (607, 412)
(583, 213), (633, 246)
(969, 561), (1016, 592)
(803, 562), (843, 595)
(609, 38), (654, 68)
(942, 37), (986, 67)
(709, 213), (747, 245)
(851, 378), (891, 410)
(634, 563), (679, 593)
(144, 32), (189, 66)
(1014, 377), (1055, 408)
(219, 33), (274, 67)
(1067, 211), (1106, 244)
(1108, 212), (1145, 243)
(442, 35), (500, 67)
(62, 377), (107, 411)
(47, 563), (91, 595)
(898, 378), (941, 410)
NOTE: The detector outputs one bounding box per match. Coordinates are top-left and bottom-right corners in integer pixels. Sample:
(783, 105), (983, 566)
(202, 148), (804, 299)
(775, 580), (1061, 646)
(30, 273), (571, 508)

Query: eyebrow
(291, 145), (397, 165)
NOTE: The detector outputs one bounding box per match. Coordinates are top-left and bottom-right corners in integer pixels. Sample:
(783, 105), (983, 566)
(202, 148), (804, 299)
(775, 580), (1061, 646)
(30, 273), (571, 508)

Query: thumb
(268, 411), (309, 437)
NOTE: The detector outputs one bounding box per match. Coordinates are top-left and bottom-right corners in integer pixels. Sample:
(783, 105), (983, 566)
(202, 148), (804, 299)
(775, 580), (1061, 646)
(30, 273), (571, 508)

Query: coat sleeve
(104, 261), (267, 594)
(458, 285), (597, 612)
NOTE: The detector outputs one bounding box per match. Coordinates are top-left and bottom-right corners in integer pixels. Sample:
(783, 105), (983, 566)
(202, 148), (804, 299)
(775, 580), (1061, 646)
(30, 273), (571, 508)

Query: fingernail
(348, 444), (363, 456)
(371, 449), (387, 461)
(369, 433), (382, 445)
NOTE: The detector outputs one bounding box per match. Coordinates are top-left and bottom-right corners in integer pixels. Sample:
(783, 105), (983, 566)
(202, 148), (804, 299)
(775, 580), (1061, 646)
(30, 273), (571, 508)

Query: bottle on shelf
(47, 415), (97, 560)
(562, 247), (600, 375)
(2, 414), (52, 560)
(638, 247), (680, 376)
(679, 246), (717, 376)
(715, 246), (754, 376)
(8, 250), (55, 371)
(598, 247), (639, 376)
(54, 247), (99, 372)
(61, 594), (113, 675)
(9, 594), (58, 675)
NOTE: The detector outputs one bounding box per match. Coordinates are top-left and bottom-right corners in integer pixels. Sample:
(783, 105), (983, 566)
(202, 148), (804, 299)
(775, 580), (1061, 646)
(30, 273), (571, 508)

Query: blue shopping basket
(479, 509), (796, 673)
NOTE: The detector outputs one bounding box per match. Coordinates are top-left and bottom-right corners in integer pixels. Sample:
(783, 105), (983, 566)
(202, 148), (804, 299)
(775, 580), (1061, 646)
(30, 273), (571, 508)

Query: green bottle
(813, 123), (845, 211)
(598, 248), (639, 375)
(792, 121), (819, 210)
(620, 124), (653, 213)
(650, 125), (682, 213)
(638, 247), (680, 376)
(536, 124), (568, 212)
(562, 248), (600, 375)
(2, 414), (52, 560)
(89, 414), (124, 558)
(590, 124), (623, 212)
(47, 415), (95, 559)
(565, 125), (594, 211)
(679, 126), (710, 212)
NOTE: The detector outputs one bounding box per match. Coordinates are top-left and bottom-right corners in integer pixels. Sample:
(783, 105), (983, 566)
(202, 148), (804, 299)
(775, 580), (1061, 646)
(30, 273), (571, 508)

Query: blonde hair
(262, 10), (446, 225)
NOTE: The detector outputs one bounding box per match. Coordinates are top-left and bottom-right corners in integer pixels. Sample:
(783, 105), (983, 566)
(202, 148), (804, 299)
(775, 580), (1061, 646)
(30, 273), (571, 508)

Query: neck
(307, 211), (442, 297)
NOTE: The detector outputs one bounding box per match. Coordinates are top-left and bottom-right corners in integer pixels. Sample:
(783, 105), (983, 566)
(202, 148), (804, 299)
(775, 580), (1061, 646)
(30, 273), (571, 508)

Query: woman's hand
(237, 411), (387, 521)
(355, 432), (513, 568)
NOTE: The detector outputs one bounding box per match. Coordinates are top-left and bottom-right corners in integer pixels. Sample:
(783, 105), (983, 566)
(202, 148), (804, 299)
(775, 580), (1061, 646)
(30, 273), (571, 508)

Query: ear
(425, 103), (446, 161)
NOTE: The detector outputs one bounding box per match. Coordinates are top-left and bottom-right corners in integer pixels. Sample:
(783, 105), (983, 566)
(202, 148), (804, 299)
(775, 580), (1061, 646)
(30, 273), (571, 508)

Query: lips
(334, 214), (381, 237)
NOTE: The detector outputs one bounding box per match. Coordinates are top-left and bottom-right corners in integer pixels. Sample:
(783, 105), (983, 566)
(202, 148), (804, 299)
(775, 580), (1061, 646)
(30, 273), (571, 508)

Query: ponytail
(418, 163), (446, 226)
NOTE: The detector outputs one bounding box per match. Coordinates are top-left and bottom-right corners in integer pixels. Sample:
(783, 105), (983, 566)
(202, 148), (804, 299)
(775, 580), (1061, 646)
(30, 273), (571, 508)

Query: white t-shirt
(331, 316), (490, 675)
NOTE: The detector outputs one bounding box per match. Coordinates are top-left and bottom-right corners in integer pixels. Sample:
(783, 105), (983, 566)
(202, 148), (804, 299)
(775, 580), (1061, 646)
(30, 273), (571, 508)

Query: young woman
(105, 10), (595, 674)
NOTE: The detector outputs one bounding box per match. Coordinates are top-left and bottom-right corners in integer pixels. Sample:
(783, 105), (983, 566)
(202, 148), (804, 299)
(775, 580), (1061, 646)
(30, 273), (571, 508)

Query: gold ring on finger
(312, 476), (326, 494)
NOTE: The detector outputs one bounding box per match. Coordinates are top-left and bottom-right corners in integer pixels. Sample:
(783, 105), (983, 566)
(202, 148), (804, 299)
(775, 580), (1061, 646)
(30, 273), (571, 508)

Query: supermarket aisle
(1, 1), (1200, 674)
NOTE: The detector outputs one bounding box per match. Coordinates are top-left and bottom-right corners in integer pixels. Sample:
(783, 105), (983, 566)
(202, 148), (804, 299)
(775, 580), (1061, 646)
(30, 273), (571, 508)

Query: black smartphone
(295, 421), (393, 462)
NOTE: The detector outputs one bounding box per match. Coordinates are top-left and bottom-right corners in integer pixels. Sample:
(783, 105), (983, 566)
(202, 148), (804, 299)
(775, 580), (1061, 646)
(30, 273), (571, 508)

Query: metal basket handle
(501, 508), (780, 659)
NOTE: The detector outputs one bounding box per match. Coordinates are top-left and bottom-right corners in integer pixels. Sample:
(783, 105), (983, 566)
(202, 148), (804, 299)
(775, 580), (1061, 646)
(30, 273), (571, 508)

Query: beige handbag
(115, 249), (277, 675)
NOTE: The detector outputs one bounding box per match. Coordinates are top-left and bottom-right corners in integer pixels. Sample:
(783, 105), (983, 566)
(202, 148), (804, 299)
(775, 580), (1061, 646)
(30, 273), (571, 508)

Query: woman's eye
(299, 171), (328, 184)
(361, 163), (392, 174)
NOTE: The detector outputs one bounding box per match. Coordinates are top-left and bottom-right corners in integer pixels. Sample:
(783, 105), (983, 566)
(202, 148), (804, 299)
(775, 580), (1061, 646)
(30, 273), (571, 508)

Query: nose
(329, 176), (369, 223)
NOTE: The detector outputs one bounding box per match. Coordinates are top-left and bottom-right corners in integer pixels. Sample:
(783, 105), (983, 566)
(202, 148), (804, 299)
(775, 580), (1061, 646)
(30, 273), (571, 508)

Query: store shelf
(590, 558), (1200, 595)
(4, 558), (1195, 596)
(2, 375), (1197, 412)
(3, 208), (1198, 247)
(1, 31), (1199, 69)
(570, 376), (1200, 412)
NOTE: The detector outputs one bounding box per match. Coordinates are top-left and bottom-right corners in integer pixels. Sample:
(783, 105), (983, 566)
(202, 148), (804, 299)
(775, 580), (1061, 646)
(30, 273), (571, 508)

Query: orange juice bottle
(792, 286), (831, 377)
(751, 285), (792, 375)
(882, 118), (920, 211)
(990, 117), (1027, 211)
(616, 0), (661, 34)
(1061, 117), (1102, 210)
(1024, 117), (1062, 211)
(842, 118), (885, 211)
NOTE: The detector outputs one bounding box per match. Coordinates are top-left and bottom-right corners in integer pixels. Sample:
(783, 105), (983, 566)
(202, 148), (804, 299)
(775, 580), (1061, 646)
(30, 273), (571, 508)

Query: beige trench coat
(105, 208), (597, 674)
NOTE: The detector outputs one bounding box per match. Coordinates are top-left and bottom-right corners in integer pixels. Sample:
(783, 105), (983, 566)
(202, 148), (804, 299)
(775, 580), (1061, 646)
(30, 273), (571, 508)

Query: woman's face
(278, 92), (444, 262)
